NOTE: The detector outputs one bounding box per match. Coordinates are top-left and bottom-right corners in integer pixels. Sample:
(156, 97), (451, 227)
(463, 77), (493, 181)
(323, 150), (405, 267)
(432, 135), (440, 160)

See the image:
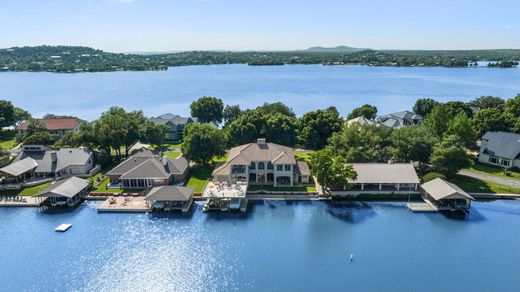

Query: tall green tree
(264, 113), (297, 146)
(445, 112), (477, 148)
(504, 94), (520, 133)
(298, 106), (342, 150)
(255, 102), (295, 118)
(424, 104), (452, 137)
(430, 135), (472, 177)
(223, 104), (242, 125)
(389, 125), (438, 163)
(413, 98), (440, 117)
(190, 96), (224, 124)
(468, 96), (505, 110)
(23, 131), (53, 145)
(346, 104), (378, 120)
(472, 108), (510, 137)
(328, 124), (393, 162)
(309, 148), (357, 194)
(444, 101), (474, 118)
(182, 123), (225, 166)
(0, 100), (30, 128)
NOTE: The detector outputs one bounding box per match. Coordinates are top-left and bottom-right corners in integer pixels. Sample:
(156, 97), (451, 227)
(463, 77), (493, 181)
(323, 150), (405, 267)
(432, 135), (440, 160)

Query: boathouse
(421, 178), (474, 211)
(144, 185), (194, 212)
(338, 163), (420, 194)
(35, 176), (90, 207)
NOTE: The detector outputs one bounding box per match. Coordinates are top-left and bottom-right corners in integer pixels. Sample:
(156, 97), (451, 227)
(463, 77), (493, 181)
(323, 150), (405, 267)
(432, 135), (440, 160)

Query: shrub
(423, 172), (446, 182)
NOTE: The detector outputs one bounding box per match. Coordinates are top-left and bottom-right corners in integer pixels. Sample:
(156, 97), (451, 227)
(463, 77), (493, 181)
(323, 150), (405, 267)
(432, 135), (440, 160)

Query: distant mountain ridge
(303, 45), (369, 53)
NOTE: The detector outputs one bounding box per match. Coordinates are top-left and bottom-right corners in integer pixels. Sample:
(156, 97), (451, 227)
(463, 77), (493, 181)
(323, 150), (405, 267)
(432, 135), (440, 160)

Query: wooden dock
(96, 197), (151, 213)
(407, 199), (439, 212)
(0, 197), (41, 207)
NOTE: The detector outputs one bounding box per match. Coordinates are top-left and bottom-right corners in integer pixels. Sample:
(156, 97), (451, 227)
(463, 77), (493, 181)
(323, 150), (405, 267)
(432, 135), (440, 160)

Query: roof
(421, 178), (474, 201)
(388, 111), (423, 120)
(481, 131), (520, 160)
(15, 147), (93, 173)
(108, 149), (189, 180)
(346, 116), (375, 127)
(295, 161), (311, 176)
(17, 118), (83, 130)
(348, 163), (420, 184)
(150, 114), (194, 126)
(212, 140), (297, 176)
(0, 157), (38, 176)
(145, 185), (194, 202)
(35, 177), (90, 198)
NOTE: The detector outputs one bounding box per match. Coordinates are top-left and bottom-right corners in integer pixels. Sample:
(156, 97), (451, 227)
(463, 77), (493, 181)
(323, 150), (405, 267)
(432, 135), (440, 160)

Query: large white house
(479, 131), (520, 169)
(212, 139), (311, 187)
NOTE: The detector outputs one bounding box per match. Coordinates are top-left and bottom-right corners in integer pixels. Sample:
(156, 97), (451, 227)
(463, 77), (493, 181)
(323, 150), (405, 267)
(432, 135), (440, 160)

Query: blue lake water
(1, 201), (520, 291)
(1, 65), (520, 120)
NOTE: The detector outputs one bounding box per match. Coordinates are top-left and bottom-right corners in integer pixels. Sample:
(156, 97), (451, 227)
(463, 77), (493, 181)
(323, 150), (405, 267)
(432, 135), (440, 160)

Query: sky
(1, 0), (519, 52)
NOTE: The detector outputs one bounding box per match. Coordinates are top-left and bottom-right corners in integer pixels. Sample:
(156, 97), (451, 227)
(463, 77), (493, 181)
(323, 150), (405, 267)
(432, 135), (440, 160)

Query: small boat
(55, 224), (72, 232)
(350, 254), (354, 262)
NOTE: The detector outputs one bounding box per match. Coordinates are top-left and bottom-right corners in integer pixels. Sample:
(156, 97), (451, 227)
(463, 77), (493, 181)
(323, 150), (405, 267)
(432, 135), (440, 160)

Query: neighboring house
(335, 163), (420, 194)
(212, 138), (311, 187)
(16, 118), (84, 139)
(479, 131), (520, 169)
(0, 145), (95, 182)
(106, 149), (189, 188)
(377, 111), (423, 128)
(345, 116), (376, 127)
(35, 176), (91, 208)
(149, 113), (196, 141)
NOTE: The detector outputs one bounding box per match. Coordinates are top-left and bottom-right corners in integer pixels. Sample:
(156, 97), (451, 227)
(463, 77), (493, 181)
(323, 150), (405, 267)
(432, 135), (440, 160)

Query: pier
(96, 196), (151, 213)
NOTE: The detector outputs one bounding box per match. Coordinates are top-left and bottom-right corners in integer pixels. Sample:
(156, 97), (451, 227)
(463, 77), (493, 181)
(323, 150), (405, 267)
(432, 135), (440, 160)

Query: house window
(285, 165), (291, 171)
(277, 165), (283, 171)
(258, 162), (265, 170)
(250, 162), (256, 170)
(501, 159), (510, 167)
(489, 157), (498, 164)
(267, 162), (273, 170)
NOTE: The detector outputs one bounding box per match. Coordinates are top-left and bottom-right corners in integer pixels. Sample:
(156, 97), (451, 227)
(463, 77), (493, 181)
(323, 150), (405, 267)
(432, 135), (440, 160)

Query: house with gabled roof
(106, 149), (189, 188)
(149, 113), (196, 141)
(16, 118), (84, 139)
(212, 138), (311, 187)
(377, 111), (423, 128)
(479, 131), (520, 169)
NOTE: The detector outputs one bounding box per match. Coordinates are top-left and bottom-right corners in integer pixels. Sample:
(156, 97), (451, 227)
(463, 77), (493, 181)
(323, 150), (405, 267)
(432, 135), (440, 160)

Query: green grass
(162, 151), (181, 159)
(92, 177), (121, 193)
(154, 142), (182, 151)
(0, 182), (52, 197)
(248, 185), (317, 192)
(186, 166), (212, 193)
(448, 175), (520, 194)
(0, 131), (16, 150)
(294, 151), (314, 163)
(465, 163), (520, 181)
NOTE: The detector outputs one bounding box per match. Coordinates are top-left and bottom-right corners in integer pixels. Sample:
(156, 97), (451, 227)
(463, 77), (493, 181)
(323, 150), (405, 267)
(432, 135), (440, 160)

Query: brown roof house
(16, 118), (84, 139)
(212, 138), (311, 187)
(106, 149), (189, 189)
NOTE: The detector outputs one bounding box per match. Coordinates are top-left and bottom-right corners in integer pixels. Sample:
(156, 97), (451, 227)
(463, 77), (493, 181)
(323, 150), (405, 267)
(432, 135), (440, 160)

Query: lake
(1, 64), (520, 120)
(1, 201), (519, 291)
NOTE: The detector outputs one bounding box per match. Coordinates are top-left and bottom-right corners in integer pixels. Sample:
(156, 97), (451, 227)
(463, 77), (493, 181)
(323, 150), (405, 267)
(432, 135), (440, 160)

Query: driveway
(458, 170), (520, 188)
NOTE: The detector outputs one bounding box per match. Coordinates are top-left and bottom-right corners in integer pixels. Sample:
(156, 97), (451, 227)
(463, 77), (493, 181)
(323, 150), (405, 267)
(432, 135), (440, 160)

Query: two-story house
(149, 114), (196, 142)
(212, 139), (310, 187)
(16, 118), (84, 139)
(479, 131), (520, 169)
(377, 111), (423, 128)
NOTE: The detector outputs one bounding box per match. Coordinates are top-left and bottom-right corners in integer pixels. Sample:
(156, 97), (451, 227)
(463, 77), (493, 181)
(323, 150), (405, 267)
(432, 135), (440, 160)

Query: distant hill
(303, 46), (369, 53)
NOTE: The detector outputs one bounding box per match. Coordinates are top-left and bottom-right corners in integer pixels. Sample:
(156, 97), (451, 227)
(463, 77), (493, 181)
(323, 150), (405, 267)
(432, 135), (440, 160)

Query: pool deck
(96, 196), (151, 213)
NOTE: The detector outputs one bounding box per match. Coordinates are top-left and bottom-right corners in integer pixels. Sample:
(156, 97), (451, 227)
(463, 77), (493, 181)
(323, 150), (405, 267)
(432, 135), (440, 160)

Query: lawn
(248, 185), (317, 192)
(448, 175), (520, 194)
(294, 151), (314, 163)
(465, 163), (520, 181)
(0, 131), (17, 149)
(163, 151), (181, 159)
(0, 182), (52, 197)
(186, 166), (212, 193)
(91, 177), (121, 193)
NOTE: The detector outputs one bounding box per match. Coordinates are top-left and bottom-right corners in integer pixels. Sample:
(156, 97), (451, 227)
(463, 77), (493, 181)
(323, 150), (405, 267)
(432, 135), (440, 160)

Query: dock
(407, 202), (438, 212)
(0, 196), (42, 207)
(96, 196), (151, 213)
(55, 224), (72, 232)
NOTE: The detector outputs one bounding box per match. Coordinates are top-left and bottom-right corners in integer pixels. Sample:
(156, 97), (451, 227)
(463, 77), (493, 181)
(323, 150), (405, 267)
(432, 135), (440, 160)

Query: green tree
(142, 122), (167, 147)
(54, 131), (80, 147)
(264, 113), (298, 146)
(23, 131), (53, 145)
(445, 112), (477, 148)
(309, 148), (357, 194)
(329, 124), (393, 162)
(224, 110), (264, 146)
(413, 98), (440, 117)
(182, 123), (225, 166)
(429, 135), (472, 177)
(472, 108), (510, 137)
(424, 104), (452, 137)
(298, 106), (342, 150)
(504, 94), (520, 133)
(255, 102), (295, 118)
(468, 96), (505, 110)
(444, 101), (474, 118)
(223, 104), (242, 125)
(25, 119), (47, 137)
(190, 96), (224, 124)
(389, 125), (438, 163)
(346, 104), (378, 120)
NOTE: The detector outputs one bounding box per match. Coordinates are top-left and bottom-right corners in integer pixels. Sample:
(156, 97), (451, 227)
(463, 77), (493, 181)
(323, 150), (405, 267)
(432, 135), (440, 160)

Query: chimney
(50, 151), (57, 162)
(161, 156), (168, 166)
(257, 138), (266, 145)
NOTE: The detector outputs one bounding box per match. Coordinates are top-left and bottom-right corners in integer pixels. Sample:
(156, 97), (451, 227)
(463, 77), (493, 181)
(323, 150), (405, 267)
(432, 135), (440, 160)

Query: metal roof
(421, 178), (474, 201)
(145, 185), (194, 202)
(348, 163), (420, 184)
(0, 157), (38, 176)
(35, 177), (90, 198)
